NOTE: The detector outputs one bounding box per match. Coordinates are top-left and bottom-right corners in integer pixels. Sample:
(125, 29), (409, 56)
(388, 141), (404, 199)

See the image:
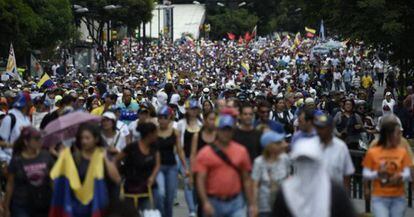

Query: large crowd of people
(0, 36), (414, 217)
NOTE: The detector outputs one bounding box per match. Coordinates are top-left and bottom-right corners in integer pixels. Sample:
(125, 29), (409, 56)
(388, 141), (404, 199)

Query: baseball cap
(260, 130), (286, 148)
(385, 92), (392, 96)
(102, 111), (117, 121)
(216, 115), (235, 129)
(305, 97), (315, 105)
(313, 113), (333, 128)
(158, 106), (173, 116)
(54, 95), (63, 105)
(13, 92), (32, 108)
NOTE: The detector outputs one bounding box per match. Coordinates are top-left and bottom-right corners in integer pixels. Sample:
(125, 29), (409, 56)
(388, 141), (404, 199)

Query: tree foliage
(247, 0), (414, 69)
(208, 8), (259, 39)
(73, 0), (155, 45)
(0, 0), (74, 60)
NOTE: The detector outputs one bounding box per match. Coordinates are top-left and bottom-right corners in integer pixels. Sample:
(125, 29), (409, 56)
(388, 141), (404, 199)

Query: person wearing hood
(272, 137), (356, 217)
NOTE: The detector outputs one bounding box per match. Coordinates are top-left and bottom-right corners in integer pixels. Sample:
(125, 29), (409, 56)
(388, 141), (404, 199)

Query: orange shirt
(192, 141), (251, 197)
(362, 146), (413, 197)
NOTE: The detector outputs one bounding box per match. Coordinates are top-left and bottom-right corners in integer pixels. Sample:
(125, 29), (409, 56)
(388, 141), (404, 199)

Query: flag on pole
(251, 25), (257, 39)
(227, 32), (236, 40)
(305, 27), (316, 38)
(5, 43), (22, 83)
(30, 54), (44, 78)
(274, 32), (281, 42)
(238, 36), (244, 45)
(244, 32), (252, 43)
(319, 20), (325, 41)
(37, 73), (55, 88)
(280, 35), (291, 48)
(294, 32), (302, 46)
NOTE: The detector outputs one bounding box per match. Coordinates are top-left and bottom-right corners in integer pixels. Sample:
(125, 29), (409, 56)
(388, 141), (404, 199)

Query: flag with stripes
(5, 43), (22, 83)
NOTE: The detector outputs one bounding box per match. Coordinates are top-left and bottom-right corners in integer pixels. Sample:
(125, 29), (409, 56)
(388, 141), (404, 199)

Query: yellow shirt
(361, 76), (373, 89)
(91, 106), (105, 116)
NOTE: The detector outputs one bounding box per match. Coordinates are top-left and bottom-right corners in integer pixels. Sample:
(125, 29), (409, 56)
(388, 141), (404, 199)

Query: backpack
(1, 113), (16, 143)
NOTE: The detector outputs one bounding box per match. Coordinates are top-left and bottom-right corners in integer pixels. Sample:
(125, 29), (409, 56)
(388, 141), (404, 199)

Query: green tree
(0, 0), (42, 58)
(208, 8), (258, 39)
(73, 0), (155, 45)
(0, 0), (74, 61)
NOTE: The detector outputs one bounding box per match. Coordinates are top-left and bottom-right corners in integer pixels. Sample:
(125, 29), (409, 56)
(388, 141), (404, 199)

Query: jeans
(207, 194), (246, 217)
(157, 165), (178, 217)
(372, 196), (407, 217)
(182, 158), (196, 214)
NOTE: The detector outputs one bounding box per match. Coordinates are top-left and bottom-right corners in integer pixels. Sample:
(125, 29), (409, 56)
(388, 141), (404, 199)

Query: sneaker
(189, 212), (196, 217)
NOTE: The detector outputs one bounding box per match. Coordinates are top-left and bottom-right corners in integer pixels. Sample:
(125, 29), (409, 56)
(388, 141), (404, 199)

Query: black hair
(75, 123), (106, 149)
(378, 119), (399, 147)
(61, 95), (75, 106)
(298, 108), (315, 122)
(257, 100), (271, 109)
(136, 122), (157, 140)
(239, 103), (253, 114)
(12, 127), (41, 156)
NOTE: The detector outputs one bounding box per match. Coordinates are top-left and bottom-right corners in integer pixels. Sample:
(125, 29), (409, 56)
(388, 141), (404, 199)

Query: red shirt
(192, 141), (251, 197)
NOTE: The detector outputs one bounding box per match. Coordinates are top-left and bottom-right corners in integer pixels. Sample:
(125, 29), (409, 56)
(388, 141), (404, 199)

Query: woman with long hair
(3, 127), (54, 217)
(252, 131), (290, 217)
(156, 106), (188, 217)
(177, 100), (203, 217)
(51, 123), (121, 217)
(190, 111), (216, 217)
(363, 119), (413, 217)
(116, 122), (160, 211)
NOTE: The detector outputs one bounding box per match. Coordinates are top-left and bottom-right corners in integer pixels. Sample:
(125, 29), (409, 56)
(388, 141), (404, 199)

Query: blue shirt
(343, 70), (353, 82)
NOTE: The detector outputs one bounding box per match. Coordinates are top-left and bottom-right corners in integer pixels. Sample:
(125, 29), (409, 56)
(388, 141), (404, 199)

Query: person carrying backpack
(0, 92), (32, 164)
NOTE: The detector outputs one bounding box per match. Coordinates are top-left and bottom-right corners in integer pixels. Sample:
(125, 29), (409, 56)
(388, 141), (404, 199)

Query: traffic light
(135, 29), (139, 39)
(111, 30), (117, 40)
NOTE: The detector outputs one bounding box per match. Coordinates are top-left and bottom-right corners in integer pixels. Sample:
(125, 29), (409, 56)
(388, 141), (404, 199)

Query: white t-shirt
(0, 109), (31, 162)
(333, 71), (342, 81)
(320, 137), (355, 184)
(382, 98), (396, 113)
(102, 131), (126, 151)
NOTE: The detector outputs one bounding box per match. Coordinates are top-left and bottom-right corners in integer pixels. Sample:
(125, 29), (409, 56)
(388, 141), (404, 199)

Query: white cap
(385, 92), (392, 96)
(102, 111), (117, 121)
(305, 97), (315, 104)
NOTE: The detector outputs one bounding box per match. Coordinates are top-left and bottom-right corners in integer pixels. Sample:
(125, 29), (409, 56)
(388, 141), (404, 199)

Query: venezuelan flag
(305, 27), (316, 34)
(37, 73), (55, 88)
(49, 148), (109, 217)
(241, 62), (250, 75)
